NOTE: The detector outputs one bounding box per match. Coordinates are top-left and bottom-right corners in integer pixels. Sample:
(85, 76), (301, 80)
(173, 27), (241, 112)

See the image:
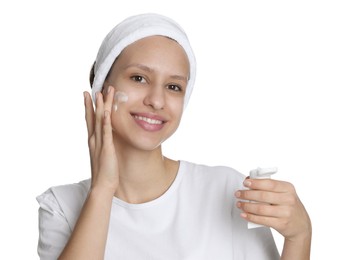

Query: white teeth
(134, 115), (163, 125)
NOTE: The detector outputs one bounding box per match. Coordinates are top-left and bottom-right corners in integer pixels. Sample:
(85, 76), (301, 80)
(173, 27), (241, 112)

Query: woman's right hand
(58, 87), (119, 259)
(84, 86), (119, 193)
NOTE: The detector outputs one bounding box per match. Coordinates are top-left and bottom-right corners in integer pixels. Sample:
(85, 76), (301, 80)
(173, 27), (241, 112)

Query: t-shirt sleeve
(231, 221), (281, 259)
(36, 189), (71, 260)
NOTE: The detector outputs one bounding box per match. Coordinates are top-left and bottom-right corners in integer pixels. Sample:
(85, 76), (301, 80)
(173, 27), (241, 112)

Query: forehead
(113, 35), (190, 76)
(121, 35), (187, 59)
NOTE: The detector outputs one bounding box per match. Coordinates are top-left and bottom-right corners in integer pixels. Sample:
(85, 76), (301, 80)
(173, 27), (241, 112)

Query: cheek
(110, 111), (124, 132)
(168, 101), (184, 128)
(109, 101), (132, 130)
(176, 106), (184, 121)
(114, 88), (145, 107)
(169, 97), (184, 116)
(126, 90), (145, 103)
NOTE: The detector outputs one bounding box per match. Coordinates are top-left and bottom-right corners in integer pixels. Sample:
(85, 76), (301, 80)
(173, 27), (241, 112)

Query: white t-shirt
(37, 161), (280, 259)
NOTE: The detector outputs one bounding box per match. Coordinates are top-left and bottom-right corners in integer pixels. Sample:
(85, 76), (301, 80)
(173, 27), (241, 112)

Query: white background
(1, 0), (348, 259)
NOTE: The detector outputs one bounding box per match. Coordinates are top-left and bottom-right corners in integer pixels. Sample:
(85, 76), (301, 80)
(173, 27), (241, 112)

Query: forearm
(281, 232), (312, 260)
(58, 187), (114, 260)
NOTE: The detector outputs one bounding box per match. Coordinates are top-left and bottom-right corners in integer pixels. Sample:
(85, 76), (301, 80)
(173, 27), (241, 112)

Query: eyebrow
(123, 63), (189, 82)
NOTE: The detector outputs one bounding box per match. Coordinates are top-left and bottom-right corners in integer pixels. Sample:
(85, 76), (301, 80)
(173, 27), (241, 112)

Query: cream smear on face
(114, 91), (128, 111)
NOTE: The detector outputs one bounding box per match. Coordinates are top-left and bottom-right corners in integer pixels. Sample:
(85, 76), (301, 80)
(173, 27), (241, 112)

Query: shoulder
(36, 179), (90, 229)
(180, 160), (246, 189)
(49, 179), (90, 203)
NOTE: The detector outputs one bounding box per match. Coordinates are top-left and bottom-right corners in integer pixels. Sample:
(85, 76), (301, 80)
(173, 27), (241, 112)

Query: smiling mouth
(132, 115), (164, 125)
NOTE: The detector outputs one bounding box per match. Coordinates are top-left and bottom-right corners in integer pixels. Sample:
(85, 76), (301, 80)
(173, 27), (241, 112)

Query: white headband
(91, 13), (196, 108)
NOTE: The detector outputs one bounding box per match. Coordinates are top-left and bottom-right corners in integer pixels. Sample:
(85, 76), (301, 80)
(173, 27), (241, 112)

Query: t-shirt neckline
(112, 160), (186, 209)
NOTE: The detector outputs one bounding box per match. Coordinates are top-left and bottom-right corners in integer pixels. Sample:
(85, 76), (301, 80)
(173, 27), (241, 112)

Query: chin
(133, 137), (166, 151)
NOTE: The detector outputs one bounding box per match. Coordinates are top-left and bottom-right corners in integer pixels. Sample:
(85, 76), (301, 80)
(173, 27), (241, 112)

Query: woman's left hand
(235, 178), (311, 241)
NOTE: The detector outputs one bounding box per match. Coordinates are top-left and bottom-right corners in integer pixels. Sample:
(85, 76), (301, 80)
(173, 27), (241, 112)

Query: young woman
(37, 13), (311, 259)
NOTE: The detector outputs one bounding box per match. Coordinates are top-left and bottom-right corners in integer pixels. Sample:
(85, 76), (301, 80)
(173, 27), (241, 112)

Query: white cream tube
(248, 167), (278, 229)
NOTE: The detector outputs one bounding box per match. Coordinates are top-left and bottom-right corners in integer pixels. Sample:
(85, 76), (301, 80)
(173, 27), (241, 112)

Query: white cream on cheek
(114, 91), (129, 111)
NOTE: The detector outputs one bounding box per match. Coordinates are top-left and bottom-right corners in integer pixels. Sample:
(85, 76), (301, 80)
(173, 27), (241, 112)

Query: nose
(144, 85), (165, 110)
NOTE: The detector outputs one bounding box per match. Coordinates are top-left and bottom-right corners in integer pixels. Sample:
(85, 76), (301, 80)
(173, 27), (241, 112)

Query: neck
(114, 140), (178, 204)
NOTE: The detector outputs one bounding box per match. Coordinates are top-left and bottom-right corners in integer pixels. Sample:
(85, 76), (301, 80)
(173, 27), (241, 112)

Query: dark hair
(90, 59), (117, 89)
(89, 61), (96, 88)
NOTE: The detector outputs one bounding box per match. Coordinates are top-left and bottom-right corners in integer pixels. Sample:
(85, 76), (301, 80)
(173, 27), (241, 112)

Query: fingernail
(243, 180), (252, 187)
(236, 201), (242, 208)
(235, 191), (241, 198)
(108, 86), (111, 93)
(240, 212), (247, 218)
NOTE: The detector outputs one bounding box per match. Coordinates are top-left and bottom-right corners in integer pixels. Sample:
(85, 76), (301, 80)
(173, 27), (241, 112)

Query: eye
(166, 84), (182, 92)
(131, 75), (146, 83)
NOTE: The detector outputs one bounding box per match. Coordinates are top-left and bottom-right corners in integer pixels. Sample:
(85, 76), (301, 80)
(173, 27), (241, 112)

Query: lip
(131, 112), (167, 132)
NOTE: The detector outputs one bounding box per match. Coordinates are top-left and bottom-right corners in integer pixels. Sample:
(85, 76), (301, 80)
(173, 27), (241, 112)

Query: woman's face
(104, 35), (190, 151)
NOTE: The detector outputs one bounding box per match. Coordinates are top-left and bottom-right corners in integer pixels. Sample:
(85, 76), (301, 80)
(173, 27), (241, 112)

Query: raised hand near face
(84, 86), (120, 193)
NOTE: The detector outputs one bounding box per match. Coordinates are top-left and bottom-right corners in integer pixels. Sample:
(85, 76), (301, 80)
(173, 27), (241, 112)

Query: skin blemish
(114, 91), (128, 111)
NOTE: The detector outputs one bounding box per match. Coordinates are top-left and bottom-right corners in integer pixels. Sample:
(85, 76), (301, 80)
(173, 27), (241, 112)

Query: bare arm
(236, 179), (312, 260)
(281, 231), (311, 260)
(59, 88), (119, 259)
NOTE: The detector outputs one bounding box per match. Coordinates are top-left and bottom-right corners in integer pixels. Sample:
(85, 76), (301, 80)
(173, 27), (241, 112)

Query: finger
(243, 178), (295, 193)
(94, 92), (104, 150)
(240, 212), (280, 229)
(237, 201), (290, 218)
(84, 91), (95, 139)
(103, 86), (115, 114)
(102, 110), (113, 145)
(235, 189), (290, 205)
